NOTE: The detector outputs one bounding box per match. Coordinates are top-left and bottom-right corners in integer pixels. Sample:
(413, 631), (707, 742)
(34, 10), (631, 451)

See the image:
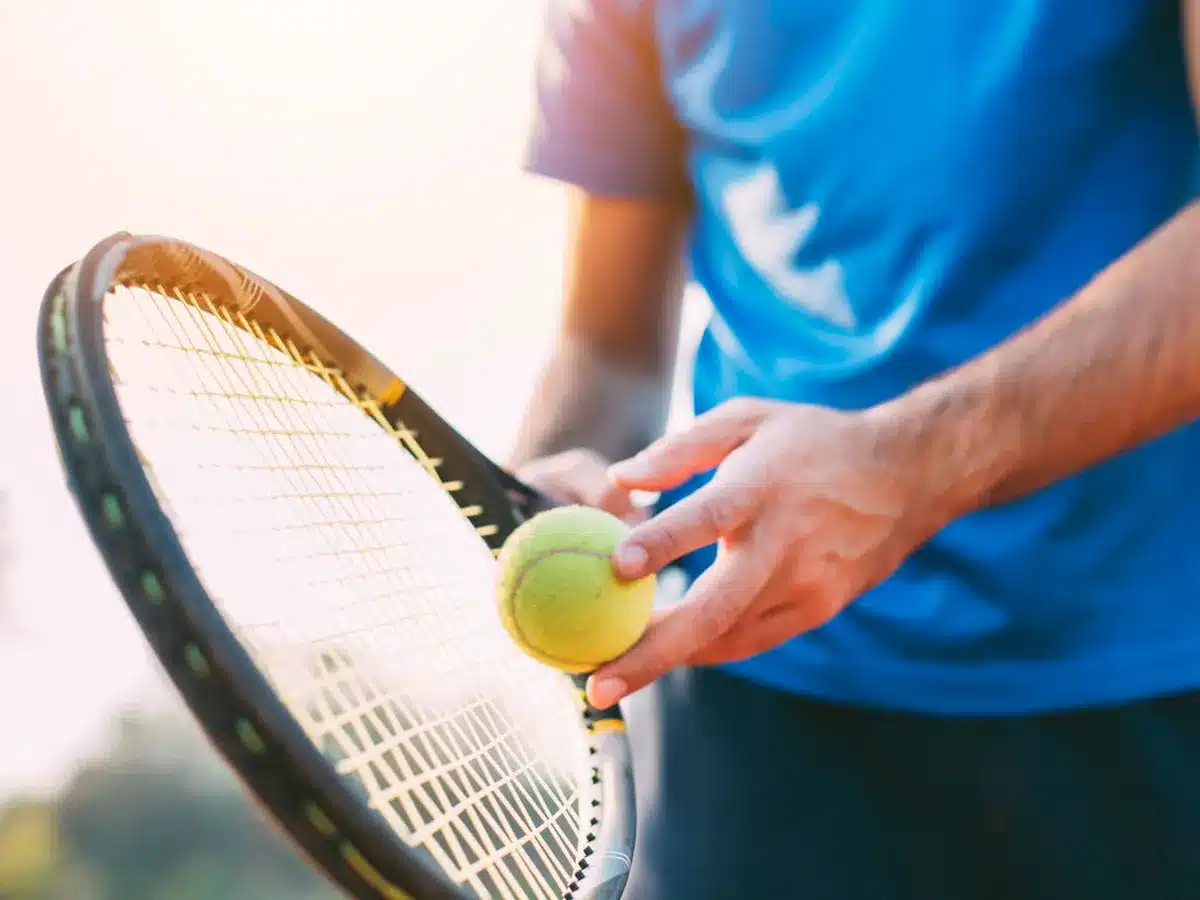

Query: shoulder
(525, 0), (687, 200)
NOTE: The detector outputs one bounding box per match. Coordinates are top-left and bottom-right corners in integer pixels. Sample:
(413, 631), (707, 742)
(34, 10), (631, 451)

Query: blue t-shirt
(524, 0), (1200, 714)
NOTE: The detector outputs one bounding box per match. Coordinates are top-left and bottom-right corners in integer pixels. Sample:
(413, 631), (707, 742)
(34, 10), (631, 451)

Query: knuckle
(562, 447), (602, 472)
(596, 485), (633, 516)
(514, 457), (551, 483)
(721, 396), (770, 423)
(692, 601), (737, 645)
(704, 492), (752, 532)
(642, 521), (683, 558)
(722, 396), (758, 417)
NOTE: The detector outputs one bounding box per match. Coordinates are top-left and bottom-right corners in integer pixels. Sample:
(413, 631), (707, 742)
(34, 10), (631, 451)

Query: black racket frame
(36, 232), (636, 900)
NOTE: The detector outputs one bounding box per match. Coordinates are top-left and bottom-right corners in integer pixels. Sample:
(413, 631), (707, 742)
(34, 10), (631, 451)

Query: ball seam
(505, 548), (614, 671)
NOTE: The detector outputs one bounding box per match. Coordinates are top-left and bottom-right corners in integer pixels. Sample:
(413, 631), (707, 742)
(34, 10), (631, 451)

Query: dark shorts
(622, 666), (1200, 900)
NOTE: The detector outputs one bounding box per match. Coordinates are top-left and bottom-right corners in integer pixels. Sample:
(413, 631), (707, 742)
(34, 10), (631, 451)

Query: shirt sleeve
(523, 0), (690, 200)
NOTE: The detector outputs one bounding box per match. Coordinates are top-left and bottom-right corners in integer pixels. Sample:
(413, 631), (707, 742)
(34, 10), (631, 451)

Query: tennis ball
(495, 505), (655, 673)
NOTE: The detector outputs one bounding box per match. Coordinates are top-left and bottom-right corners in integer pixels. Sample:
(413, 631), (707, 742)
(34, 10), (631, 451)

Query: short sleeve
(523, 0), (689, 200)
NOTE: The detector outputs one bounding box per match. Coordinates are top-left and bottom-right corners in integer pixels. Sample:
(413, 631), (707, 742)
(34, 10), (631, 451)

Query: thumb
(608, 398), (773, 491)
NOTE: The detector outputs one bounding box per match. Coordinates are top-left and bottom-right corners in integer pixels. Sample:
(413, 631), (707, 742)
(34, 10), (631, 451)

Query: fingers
(684, 558), (851, 666)
(684, 598), (823, 667)
(612, 482), (757, 580)
(587, 543), (775, 708)
(608, 398), (773, 491)
(517, 450), (646, 523)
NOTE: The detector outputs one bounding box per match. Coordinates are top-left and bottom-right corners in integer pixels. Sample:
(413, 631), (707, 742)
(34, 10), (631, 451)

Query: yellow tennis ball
(495, 505), (656, 673)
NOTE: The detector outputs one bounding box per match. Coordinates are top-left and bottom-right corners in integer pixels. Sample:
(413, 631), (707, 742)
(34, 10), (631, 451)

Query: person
(509, 3), (1200, 898)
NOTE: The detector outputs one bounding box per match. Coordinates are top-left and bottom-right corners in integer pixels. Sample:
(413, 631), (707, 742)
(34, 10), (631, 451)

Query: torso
(650, 0), (1200, 713)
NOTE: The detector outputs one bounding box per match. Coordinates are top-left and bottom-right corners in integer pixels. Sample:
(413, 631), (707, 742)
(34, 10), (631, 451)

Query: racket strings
(310, 657), (583, 887)
(306, 652), (582, 892)
(171, 288), (583, 899)
(103, 283), (591, 899)
(144, 286), (583, 898)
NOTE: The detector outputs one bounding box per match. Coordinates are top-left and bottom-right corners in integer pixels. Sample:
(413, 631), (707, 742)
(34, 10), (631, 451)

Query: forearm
(508, 336), (674, 467)
(878, 200), (1200, 516)
(509, 191), (690, 469)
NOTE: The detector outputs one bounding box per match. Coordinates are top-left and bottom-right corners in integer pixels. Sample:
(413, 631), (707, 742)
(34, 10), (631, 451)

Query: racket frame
(37, 232), (636, 900)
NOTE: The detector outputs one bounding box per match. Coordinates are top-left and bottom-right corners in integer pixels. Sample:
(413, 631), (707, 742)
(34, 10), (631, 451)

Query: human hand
(586, 397), (956, 708)
(516, 448), (649, 525)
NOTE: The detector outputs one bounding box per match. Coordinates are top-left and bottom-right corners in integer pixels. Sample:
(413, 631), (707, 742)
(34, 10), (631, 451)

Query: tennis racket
(36, 232), (636, 900)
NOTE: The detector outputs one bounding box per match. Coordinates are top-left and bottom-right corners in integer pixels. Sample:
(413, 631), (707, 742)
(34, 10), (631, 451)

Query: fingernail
(612, 543), (647, 578)
(589, 676), (627, 709)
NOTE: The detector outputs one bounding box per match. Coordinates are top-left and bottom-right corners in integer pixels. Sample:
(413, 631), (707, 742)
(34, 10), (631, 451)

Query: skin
(509, 191), (690, 522)
(508, 192), (690, 472)
(515, 1), (1200, 711)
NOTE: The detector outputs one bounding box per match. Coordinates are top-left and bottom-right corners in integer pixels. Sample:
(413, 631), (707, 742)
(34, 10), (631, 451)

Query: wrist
(866, 373), (1022, 521)
(509, 336), (671, 468)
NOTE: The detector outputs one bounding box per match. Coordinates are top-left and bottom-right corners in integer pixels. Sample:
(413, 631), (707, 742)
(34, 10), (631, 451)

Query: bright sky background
(0, 1), (706, 798)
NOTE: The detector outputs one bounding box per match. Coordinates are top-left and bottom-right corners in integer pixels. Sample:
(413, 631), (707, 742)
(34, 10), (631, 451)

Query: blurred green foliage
(0, 712), (339, 900)
(0, 490), (334, 899)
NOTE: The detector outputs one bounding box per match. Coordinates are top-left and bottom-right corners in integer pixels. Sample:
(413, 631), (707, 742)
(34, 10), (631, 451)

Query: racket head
(36, 233), (635, 900)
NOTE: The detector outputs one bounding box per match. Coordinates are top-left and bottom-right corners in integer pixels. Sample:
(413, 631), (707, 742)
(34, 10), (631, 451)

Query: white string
(104, 284), (591, 899)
